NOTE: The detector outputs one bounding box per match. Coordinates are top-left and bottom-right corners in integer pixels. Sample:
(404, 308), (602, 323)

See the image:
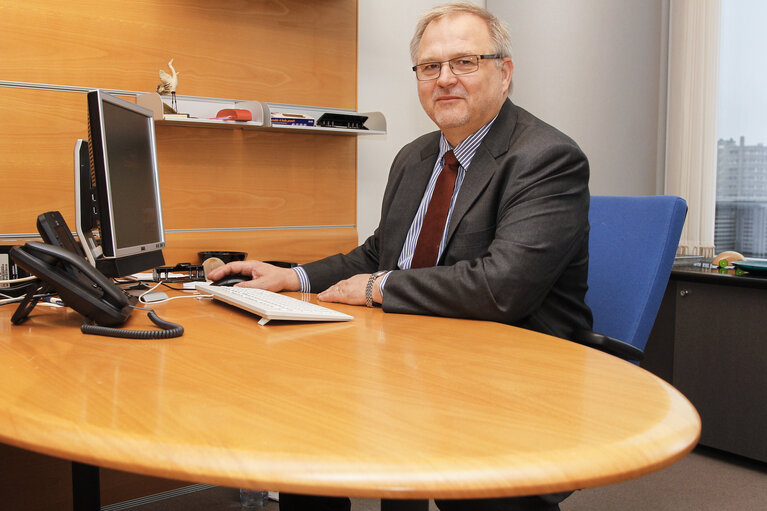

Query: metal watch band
(365, 271), (388, 307)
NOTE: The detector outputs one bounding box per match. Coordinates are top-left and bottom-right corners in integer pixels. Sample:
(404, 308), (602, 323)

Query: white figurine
(157, 59), (179, 110)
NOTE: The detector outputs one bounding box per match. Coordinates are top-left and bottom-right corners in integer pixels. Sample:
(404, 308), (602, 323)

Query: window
(715, 0), (767, 257)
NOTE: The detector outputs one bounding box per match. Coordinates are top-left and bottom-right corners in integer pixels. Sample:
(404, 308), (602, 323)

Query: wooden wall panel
(0, 1), (359, 508)
(0, 88), (89, 233)
(156, 126), (356, 230)
(0, 0), (357, 107)
(0, 0), (359, 264)
(0, 444), (72, 511)
(0, 88), (357, 236)
(0, 443), (196, 511)
(164, 228), (359, 266)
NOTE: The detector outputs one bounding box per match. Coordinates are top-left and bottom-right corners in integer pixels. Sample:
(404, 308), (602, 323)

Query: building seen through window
(716, 137), (767, 256)
(715, 0), (767, 257)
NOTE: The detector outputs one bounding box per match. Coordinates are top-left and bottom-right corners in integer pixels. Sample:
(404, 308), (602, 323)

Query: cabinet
(642, 268), (767, 462)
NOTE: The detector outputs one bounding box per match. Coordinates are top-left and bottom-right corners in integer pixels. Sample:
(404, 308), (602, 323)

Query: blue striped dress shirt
(294, 116), (498, 294)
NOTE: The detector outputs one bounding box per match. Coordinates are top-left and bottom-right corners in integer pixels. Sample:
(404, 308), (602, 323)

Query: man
(209, 3), (591, 510)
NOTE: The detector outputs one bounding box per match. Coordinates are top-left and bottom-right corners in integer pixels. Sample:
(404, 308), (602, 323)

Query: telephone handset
(36, 210), (86, 258)
(10, 242), (131, 326)
(9, 242), (183, 338)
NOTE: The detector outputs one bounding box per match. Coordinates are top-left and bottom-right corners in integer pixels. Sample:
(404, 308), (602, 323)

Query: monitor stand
(95, 251), (165, 280)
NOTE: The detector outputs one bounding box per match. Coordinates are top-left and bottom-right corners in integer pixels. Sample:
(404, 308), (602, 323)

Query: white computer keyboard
(196, 283), (353, 326)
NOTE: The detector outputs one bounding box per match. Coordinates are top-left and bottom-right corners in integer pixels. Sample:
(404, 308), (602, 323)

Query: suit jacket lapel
(445, 149), (497, 241)
(381, 144), (439, 267)
(445, 99), (518, 243)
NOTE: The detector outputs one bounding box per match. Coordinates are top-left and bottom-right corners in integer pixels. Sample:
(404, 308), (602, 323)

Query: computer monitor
(75, 90), (166, 278)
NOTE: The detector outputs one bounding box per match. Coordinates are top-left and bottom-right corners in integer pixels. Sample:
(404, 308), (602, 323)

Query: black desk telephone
(9, 212), (182, 338)
(11, 241), (132, 326)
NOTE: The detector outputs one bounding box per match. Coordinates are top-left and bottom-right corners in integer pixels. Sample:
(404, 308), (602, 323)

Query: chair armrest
(571, 329), (645, 362)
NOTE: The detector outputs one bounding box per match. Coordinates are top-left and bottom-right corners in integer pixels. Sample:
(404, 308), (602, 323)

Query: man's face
(416, 13), (513, 146)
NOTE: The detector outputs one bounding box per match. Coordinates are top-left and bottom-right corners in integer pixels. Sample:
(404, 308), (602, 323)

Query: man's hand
(318, 273), (383, 306)
(205, 260), (300, 292)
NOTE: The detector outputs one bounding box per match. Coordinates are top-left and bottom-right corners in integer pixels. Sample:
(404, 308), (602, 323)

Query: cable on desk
(0, 292), (57, 306)
(0, 275), (37, 285)
(79, 282), (186, 339)
(136, 280), (206, 305)
(0, 276), (40, 302)
(81, 306), (184, 339)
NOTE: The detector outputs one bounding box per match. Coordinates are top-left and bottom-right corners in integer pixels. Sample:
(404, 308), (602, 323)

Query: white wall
(488, 0), (668, 196)
(357, 0), (666, 243)
(357, 0), (483, 243)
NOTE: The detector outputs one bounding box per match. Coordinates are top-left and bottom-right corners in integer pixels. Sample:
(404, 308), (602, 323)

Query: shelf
(136, 93), (386, 135)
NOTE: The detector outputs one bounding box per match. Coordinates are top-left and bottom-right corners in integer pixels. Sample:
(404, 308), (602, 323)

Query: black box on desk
(0, 241), (33, 296)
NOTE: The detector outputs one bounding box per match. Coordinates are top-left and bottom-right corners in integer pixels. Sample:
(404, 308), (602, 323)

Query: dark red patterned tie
(411, 150), (459, 268)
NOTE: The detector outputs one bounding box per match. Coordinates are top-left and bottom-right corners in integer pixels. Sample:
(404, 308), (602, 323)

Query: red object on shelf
(214, 109), (252, 121)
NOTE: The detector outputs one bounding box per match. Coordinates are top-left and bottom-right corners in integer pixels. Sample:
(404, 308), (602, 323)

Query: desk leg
(72, 462), (100, 511)
(381, 499), (429, 511)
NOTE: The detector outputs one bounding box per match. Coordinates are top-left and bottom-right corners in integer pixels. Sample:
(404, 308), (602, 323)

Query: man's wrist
(292, 266), (311, 292)
(366, 271), (388, 307)
(375, 271), (391, 303)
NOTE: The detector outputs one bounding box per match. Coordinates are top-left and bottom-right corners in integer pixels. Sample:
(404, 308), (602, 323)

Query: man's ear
(501, 58), (514, 94)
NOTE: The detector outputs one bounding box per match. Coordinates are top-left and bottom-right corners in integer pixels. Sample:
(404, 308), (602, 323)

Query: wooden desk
(0, 292), (700, 505)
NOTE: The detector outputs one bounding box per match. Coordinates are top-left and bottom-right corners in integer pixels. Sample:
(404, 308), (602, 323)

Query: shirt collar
(438, 114), (499, 170)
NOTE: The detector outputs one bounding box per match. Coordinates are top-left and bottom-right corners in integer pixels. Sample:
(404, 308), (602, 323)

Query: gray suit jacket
(303, 99), (592, 340)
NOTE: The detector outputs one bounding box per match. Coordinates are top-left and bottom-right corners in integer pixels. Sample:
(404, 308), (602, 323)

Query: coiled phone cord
(81, 309), (184, 339)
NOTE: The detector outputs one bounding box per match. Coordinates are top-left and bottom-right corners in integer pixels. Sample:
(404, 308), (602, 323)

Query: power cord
(0, 276), (40, 302)
(0, 276), (38, 285)
(137, 280), (197, 305)
(1, 291), (57, 306)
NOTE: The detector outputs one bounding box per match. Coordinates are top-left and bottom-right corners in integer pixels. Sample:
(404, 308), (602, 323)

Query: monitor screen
(82, 90), (165, 277)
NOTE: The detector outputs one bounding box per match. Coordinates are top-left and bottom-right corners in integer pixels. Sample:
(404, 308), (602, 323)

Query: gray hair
(409, 2), (513, 64)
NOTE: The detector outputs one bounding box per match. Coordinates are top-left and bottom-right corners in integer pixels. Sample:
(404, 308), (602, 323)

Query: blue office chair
(573, 195), (687, 361)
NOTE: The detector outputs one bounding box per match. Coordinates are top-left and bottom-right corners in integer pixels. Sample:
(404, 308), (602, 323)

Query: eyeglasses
(412, 54), (501, 81)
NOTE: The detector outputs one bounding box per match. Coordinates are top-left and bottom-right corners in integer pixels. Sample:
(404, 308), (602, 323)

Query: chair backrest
(586, 195), (687, 352)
